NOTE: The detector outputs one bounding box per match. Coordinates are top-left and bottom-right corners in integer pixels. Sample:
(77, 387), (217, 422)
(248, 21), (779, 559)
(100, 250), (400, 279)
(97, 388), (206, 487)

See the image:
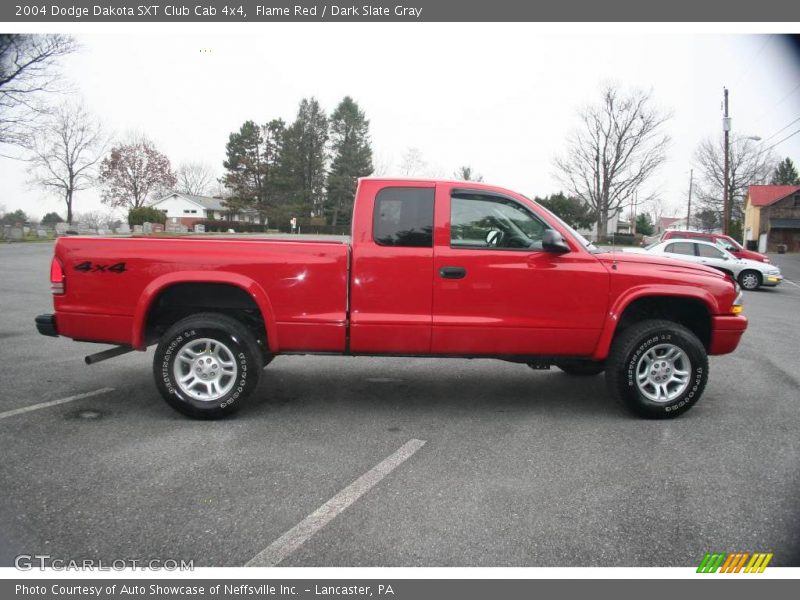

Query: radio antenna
(611, 231), (618, 270)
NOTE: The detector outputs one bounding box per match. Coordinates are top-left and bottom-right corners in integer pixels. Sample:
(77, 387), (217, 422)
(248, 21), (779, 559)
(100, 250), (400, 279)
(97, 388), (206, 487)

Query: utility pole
(686, 169), (693, 230)
(722, 87), (731, 235)
(595, 151), (601, 240)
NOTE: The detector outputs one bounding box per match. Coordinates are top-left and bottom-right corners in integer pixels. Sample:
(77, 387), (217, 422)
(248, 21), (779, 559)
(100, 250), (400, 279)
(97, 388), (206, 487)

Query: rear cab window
(373, 187), (434, 247)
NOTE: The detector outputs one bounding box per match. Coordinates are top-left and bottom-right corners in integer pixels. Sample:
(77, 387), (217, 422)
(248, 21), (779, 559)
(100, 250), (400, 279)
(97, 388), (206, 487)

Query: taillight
(50, 257), (65, 295)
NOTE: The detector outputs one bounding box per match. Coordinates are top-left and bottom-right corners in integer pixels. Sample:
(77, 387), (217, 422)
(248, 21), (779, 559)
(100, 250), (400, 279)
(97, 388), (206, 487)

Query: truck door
(431, 184), (608, 356)
(349, 181), (435, 353)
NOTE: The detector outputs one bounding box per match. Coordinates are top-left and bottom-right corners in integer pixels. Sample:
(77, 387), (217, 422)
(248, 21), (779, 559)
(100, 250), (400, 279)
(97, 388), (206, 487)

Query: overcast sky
(2, 26), (800, 221)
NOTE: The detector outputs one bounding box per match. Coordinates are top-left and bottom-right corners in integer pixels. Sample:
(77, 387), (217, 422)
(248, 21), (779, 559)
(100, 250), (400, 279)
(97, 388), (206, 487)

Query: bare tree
(176, 161), (216, 196)
(0, 34), (77, 151)
(99, 133), (177, 209)
(27, 103), (106, 224)
(399, 147), (427, 176)
(72, 210), (103, 230)
(694, 135), (775, 225)
(371, 152), (393, 177)
(554, 85), (671, 238)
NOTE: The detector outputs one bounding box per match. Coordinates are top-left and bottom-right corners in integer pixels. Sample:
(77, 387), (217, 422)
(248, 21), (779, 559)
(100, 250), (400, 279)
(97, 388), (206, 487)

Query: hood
(739, 257), (779, 271)
(598, 251), (726, 279)
(737, 248), (769, 262)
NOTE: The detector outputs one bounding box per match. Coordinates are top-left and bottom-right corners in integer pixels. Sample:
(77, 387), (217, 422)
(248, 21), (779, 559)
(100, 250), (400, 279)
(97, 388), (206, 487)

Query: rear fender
(131, 271), (278, 351)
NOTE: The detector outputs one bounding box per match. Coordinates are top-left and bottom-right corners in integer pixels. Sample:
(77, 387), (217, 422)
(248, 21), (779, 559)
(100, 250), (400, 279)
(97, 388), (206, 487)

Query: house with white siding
(151, 192), (258, 228)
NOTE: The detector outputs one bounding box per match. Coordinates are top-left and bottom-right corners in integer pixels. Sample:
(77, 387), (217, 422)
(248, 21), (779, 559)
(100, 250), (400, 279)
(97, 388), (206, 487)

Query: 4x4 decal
(74, 261), (127, 273)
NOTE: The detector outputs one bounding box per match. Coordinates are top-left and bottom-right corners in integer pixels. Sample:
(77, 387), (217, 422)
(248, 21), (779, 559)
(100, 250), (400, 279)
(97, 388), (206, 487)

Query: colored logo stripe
(697, 553), (726, 573)
(697, 552), (773, 573)
(745, 553), (773, 573)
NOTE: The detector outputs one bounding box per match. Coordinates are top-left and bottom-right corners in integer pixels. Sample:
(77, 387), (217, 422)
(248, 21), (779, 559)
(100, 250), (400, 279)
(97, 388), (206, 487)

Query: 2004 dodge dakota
(35, 178), (748, 419)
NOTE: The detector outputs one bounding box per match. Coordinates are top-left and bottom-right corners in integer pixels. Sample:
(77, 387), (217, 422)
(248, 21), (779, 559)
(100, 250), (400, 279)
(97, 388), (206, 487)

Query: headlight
(767, 269), (781, 275)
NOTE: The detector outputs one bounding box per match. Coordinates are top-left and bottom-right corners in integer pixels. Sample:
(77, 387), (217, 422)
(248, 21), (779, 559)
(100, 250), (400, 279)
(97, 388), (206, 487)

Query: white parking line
(246, 438), (427, 567)
(0, 387), (115, 421)
(785, 279), (800, 289)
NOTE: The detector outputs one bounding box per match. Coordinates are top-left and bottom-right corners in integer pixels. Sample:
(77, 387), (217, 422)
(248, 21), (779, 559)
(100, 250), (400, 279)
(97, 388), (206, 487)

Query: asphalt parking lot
(1, 242), (798, 567)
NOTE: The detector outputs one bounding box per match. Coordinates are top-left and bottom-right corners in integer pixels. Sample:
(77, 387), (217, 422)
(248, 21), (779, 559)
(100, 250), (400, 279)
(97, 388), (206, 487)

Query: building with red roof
(743, 185), (800, 252)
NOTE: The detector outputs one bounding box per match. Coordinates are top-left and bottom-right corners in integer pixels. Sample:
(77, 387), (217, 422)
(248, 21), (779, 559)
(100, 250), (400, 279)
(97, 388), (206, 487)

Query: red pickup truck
(36, 178), (747, 419)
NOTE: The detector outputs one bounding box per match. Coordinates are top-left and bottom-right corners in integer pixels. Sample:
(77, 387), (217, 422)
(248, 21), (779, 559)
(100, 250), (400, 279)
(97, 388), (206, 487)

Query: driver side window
(450, 194), (547, 250)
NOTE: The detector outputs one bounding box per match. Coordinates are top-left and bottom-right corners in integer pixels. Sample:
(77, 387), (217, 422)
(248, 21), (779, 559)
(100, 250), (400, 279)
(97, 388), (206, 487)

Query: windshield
(715, 236), (743, 251)
(534, 203), (603, 253)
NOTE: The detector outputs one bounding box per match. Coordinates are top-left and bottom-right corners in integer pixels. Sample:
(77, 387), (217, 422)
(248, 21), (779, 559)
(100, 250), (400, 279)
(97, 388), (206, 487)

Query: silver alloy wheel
(635, 343), (691, 403)
(741, 272), (760, 290)
(173, 338), (237, 402)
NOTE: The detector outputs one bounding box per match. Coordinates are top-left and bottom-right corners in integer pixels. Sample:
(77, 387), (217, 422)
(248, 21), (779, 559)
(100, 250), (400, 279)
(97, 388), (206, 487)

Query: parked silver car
(634, 239), (783, 290)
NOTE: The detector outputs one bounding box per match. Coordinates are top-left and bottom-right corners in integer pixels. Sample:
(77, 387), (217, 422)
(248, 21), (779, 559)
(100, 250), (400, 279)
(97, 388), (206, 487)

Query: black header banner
(3, 0), (800, 23)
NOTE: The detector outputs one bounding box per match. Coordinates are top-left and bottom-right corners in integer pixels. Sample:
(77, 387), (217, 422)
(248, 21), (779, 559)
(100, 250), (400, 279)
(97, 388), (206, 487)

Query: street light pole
(722, 87), (731, 235)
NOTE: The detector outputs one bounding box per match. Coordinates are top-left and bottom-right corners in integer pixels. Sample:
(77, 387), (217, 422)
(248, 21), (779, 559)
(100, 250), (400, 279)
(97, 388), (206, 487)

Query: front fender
(131, 271), (279, 351)
(591, 285), (719, 361)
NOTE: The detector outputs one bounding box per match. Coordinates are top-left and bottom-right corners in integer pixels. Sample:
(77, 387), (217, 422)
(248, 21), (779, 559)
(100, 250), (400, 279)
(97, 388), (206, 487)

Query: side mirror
(542, 229), (570, 254)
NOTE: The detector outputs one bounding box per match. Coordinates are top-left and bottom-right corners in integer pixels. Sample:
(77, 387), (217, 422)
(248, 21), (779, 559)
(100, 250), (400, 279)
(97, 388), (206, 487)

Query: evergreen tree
(770, 157), (800, 185)
(281, 98), (329, 218)
(40, 211), (64, 225)
(453, 166), (483, 182)
(325, 97), (373, 226)
(535, 192), (595, 230)
(222, 120), (285, 226)
(635, 213), (655, 236)
(222, 120), (264, 221)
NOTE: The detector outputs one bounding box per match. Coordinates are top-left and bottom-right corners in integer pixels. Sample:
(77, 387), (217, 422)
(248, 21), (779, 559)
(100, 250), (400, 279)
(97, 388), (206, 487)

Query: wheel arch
(592, 287), (716, 360)
(132, 272), (279, 352)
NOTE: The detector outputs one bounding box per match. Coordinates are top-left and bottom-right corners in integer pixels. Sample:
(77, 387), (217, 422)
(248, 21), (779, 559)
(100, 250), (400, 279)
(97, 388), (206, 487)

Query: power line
(762, 128), (800, 153)
(752, 80), (800, 125)
(733, 34), (774, 90)
(761, 115), (800, 143)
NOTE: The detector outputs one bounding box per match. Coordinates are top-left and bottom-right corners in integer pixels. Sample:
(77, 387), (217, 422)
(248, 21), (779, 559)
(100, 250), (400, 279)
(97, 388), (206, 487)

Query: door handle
(439, 266), (467, 279)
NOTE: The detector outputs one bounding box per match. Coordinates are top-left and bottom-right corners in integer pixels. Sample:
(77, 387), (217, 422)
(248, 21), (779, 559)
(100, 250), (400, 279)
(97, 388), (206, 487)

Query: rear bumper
(708, 314), (748, 355)
(35, 313), (58, 337)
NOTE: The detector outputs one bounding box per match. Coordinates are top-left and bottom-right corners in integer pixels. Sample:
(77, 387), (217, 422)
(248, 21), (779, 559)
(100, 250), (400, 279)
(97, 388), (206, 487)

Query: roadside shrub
(601, 233), (638, 246)
(196, 219), (267, 233)
(129, 207), (166, 226)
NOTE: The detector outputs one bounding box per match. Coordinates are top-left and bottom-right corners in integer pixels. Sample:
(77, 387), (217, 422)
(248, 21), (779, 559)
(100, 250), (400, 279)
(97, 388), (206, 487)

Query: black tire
(606, 319), (708, 419)
(153, 312), (262, 419)
(738, 269), (762, 291)
(555, 360), (605, 376)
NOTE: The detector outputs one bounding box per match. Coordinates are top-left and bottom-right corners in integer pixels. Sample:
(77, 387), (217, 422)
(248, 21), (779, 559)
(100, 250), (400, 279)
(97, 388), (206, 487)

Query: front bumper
(763, 274), (783, 286)
(35, 313), (58, 337)
(708, 314), (748, 355)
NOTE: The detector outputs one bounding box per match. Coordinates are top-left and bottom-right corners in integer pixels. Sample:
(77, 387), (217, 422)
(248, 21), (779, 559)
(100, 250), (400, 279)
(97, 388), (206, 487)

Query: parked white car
(633, 239), (783, 290)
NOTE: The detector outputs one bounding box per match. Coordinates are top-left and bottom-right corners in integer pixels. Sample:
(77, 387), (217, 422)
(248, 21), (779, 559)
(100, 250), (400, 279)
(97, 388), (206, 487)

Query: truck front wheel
(606, 319), (708, 418)
(153, 312), (262, 419)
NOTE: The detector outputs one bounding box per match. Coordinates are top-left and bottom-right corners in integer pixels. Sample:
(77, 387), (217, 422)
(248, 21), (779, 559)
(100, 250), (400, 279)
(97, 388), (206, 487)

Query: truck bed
(53, 235), (350, 352)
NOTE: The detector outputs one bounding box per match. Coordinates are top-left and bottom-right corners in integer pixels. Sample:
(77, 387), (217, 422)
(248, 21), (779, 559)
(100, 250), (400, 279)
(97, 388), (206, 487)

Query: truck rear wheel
(606, 319), (708, 419)
(153, 312), (261, 419)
